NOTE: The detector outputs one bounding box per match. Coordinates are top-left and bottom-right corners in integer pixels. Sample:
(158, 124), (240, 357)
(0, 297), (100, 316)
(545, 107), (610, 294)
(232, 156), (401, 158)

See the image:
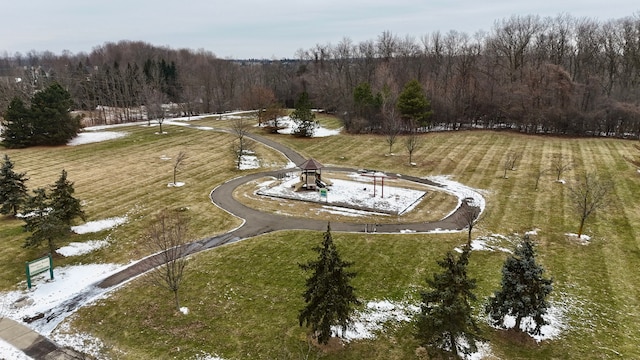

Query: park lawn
(3, 122), (640, 358)
(0, 121), (287, 290)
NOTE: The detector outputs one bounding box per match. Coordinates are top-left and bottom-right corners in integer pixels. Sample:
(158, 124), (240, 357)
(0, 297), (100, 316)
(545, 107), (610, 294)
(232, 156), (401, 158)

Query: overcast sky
(1, 1), (638, 59)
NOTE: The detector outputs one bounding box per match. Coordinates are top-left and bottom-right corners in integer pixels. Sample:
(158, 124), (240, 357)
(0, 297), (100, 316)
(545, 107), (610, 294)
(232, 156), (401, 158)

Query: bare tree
(503, 150), (522, 178)
(232, 117), (252, 169)
(551, 154), (572, 181)
(172, 151), (187, 186)
(567, 172), (611, 238)
(458, 198), (481, 245)
(405, 131), (420, 165)
(146, 209), (191, 311)
(383, 115), (401, 155)
(533, 168), (548, 191)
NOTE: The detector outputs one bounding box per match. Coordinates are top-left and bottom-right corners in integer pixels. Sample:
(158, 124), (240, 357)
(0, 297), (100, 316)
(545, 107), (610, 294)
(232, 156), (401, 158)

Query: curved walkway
(5, 125), (481, 359)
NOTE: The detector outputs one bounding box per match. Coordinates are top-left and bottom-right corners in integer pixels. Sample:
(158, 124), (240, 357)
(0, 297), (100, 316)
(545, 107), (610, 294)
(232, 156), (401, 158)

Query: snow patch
(495, 302), (569, 342)
(525, 228), (540, 236)
(180, 307), (190, 315)
(566, 233), (591, 244)
(0, 263), (123, 335)
(332, 300), (419, 342)
(67, 131), (127, 146)
(168, 182), (186, 187)
(56, 239), (109, 257)
(427, 175), (486, 218)
(239, 153), (260, 170)
(258, 174), (426, 215)
(71, 217), (127, 234)
(266, 116), (341, 137)
(0, 339), (31, 360)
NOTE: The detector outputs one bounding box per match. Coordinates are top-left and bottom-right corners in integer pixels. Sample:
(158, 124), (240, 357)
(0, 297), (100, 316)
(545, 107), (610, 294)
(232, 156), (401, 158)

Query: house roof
(298, 158), (324, 170)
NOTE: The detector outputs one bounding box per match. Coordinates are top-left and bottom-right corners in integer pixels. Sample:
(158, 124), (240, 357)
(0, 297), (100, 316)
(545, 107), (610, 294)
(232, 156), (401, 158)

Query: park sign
(25, 254), (54, 289)
(320, 188), (328, 201)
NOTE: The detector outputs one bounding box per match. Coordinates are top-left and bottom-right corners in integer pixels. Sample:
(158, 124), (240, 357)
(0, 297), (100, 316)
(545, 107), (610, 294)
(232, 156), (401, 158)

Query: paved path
(3, 125), (480, 359)
(0, 317), (84, 359)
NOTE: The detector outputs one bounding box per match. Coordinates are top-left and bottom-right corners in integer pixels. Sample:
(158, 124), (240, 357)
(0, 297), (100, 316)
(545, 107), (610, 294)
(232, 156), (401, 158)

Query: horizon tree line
(1, 13), (640, 137)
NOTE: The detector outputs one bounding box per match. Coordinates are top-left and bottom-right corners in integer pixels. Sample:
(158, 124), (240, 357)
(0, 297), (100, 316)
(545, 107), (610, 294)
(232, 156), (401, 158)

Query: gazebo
(296, 158), (328, 191)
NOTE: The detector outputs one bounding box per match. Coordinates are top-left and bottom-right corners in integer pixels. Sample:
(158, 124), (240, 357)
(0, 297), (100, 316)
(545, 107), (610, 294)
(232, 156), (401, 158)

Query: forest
(1, 13), (640, 137)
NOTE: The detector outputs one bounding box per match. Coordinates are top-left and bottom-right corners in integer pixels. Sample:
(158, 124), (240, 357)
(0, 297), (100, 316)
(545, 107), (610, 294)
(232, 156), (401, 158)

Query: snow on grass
(525, 228), (540, 236)
(71, 216), (127, 234)
(492, 299), (571, 342)
(332, 300), (419, 342)
(0, 339), (32, 360)
(331, 299), (494, 360)
(239, 152), (260, 170)
(566, 233), (591, 245)
(455, 234), (515, 253)
(53, 323), (107, 360)
(67, 131), (127, 146)
(192, 352), (228, 360)
(180, 307), (190, 315)
(0, 264), (122, 335)
(271, 116), (341, 137)
(56, 239), (109, 257)
(168, 182), (186, 187)
(258, 174), (426, 215)
(427, 175), (486, 218)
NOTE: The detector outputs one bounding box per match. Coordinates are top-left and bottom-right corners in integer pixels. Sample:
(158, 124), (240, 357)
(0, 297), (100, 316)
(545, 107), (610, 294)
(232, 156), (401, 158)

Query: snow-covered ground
(71, 217), (127, 235)
(268, 116), (342, 137)
(257, 173), (427, 215)
(67, 131), (127, 146)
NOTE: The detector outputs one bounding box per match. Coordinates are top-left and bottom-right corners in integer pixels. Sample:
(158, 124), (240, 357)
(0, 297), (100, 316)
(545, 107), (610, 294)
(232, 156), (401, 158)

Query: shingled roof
(298, 158), (324, 170)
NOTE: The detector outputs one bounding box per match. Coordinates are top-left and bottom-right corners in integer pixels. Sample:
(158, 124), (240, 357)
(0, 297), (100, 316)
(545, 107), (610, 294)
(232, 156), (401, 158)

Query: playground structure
(360, 170), (396, 198)
(293, 158), (333, 192)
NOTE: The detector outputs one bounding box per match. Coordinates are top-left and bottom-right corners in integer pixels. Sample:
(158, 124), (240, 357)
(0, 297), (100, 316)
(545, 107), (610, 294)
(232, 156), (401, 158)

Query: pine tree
(1, 98), (33, 148)
(0, 154), (29, 216)
(1, 83), (81, 148)
(290, 91), (317, 137)
(49, 169), (85, 225)
(22, 188), (67, 253)
(397, 79), (432, 128)
(299, 223), (360, 345)
(415, 245), (482, 358)
(30, 82), (82, 146)
(486, 235), (553, 335)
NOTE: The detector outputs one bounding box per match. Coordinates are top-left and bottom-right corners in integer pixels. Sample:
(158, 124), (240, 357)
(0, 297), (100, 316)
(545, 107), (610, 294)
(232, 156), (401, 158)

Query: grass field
(2, 114), (640, 359)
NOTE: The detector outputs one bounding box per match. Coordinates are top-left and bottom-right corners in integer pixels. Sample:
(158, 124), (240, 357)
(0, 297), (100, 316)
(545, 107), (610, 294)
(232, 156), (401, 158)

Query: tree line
(1, 13), (640, 137)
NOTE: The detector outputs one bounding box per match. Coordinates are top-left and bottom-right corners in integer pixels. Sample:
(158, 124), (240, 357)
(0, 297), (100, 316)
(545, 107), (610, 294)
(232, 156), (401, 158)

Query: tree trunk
(515, 315), (522, 331)
(578, 219), (585, 238)
(174, 289), (181, 311)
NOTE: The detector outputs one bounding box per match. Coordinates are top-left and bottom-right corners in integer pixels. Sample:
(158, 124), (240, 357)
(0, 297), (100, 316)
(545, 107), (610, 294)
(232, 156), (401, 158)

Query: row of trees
(0, 155), (85, 251)
(298, 224), (553, 358)
(2, 14), (640, 136)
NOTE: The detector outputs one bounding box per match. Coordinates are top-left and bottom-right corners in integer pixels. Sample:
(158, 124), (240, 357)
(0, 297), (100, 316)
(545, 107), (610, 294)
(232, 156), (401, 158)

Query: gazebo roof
(298, 158), (324, 170)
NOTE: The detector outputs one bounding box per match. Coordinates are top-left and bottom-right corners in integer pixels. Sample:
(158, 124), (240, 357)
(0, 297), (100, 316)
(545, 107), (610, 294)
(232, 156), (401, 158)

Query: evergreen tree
(1, 98), (33, 148)
(30, 83), (82, 146)
(299, 223), (360, 344)
(416, 245), (482, 358)
(353, 82), (382, 123)
(49, 169), (85, 225)
(397, 79), (432, 128)
(486, 235), (553, 335)
(290, 91), (317, 137)
(22, 188), (67, 252)
(1, 83), (82, 148)
(0, 154), (29, 216)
